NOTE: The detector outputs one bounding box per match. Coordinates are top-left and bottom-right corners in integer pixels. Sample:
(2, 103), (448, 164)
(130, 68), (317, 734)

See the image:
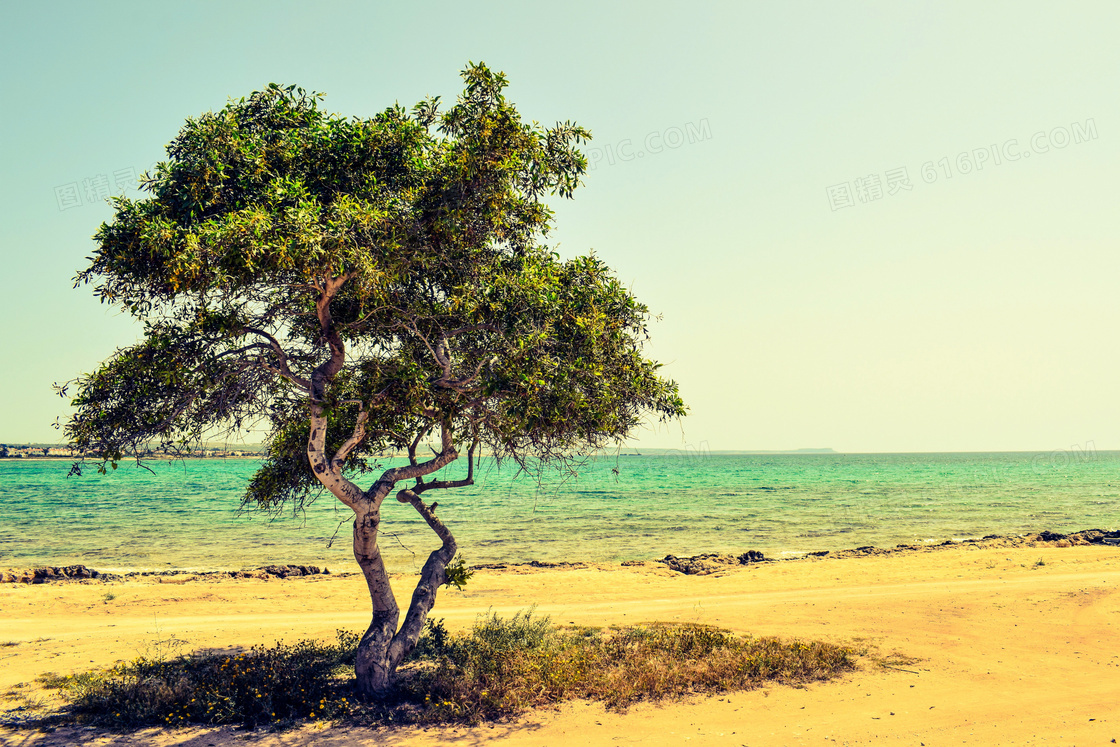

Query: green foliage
(442, 554), (473, 590)
(64, 61), (684, 511)
(31, 615), (855, 730)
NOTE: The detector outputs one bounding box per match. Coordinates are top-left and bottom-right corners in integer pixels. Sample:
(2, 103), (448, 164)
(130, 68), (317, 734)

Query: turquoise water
(1, 452), (1118, 572)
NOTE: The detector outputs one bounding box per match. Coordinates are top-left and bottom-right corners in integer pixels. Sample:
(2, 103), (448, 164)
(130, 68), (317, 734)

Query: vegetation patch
(401, 610), (856, 723)
(31, 634), (359, 728)
(18, 611), (855, 729)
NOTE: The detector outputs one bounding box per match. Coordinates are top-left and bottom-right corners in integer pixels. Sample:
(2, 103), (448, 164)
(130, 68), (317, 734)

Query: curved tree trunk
(386, 488), (458, 667)
(350, 487), (459, 696)
(302, 273), (470, 696)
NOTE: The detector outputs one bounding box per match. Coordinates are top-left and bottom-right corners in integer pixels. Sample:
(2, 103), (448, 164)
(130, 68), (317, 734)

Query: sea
(1, 451), (1117, 573)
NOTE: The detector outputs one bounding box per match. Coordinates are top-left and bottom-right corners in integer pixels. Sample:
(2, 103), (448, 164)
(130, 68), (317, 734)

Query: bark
(351, 493), (400, 696)
(387, 489), (458, 667)
(347, 483), (461, 696)
(308, 403), (464, 695)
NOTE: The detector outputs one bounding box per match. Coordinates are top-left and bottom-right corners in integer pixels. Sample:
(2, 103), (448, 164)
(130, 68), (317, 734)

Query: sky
(1, 1), (1118, 452)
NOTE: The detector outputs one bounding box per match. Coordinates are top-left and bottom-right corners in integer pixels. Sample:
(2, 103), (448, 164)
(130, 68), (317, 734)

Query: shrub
(32, 612), (855, 729)
(398, 610), (856, 723)
(39, 631), (358, 727)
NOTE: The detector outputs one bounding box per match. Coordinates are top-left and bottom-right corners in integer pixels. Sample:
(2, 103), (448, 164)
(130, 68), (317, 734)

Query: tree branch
(387, 484), (459, 668)
(239, 326), (311, 391)
(407, 430), (425, 467)
(394, 487), (456, 546)
(332, 407), (370, 470)
(309, 273), (353, 399)
(306, 273), (366, 511)
(412, 440), (476, 494)
(378, 420), (457, 486)
(445, 323), (499, 337)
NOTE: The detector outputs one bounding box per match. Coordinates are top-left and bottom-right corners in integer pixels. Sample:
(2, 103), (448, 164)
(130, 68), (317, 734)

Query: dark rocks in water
(0, 563), (333, 584)
(471, 560), (588, 571)
(660, 551), (767, 575)
(1072, 529), (1120, 546)
(640, 530), (1118, 573)
(145, 565), (329, 580)
(737, 550), (766, 564)
(660, 554), (725, 575)
(828, 545), (892, 559)
(1018, 529), (1120, 547)
(254, 564), (322, 578)
(0, 565), (105, 584)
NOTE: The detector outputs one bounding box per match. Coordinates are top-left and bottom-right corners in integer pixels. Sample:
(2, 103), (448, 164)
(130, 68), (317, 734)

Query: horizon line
(1, 443), (1111, 456)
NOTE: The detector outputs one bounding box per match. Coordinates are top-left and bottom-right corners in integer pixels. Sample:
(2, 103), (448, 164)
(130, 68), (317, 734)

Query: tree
(62, 63), (685, 696)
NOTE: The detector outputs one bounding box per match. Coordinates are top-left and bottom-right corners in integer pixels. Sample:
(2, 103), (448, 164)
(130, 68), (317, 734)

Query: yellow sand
(1, 543), (1117, 746)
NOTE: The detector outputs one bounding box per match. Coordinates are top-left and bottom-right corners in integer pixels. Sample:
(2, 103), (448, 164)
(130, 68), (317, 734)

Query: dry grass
(14, 610), (856, 730)
(401, 610), (856, 723)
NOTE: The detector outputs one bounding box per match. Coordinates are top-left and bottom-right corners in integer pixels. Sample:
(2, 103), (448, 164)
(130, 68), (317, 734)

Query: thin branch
(445, 355), (491, 390)
(332, 408), (370, 469)
(240, 326), (311, 390)
(403, 320), (444, 375)
(379, 419), (458, 485)
(395, 487), (455, 547)
(210, 343), (271, 363)
(408, 430), (424, 467)
(412, 440), (477, 494)
(445, 323), (499, 337)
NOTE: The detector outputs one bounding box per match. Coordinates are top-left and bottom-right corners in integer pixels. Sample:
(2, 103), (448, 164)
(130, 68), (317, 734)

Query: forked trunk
(351, 493), (459, 697)
(302, 279), (467, 697)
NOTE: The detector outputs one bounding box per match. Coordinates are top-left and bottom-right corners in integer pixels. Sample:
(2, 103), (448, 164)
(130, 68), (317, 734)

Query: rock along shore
(655, 528), (1120, 575)
(0, 564), (329, 585)
(2, 529), (1117, 583)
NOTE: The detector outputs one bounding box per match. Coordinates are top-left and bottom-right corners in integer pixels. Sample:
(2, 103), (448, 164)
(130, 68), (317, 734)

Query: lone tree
(63, 63), (684, 695)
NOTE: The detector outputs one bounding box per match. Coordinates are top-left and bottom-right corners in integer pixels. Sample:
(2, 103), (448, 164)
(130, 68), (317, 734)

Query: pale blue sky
(2, 1), (1118, 451)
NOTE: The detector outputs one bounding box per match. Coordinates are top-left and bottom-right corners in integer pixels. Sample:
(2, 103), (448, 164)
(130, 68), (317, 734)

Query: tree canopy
(63, 63), (685, 693)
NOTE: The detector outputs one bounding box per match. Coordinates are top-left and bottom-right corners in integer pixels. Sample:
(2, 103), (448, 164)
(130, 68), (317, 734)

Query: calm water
(1, 452), (1117, 572)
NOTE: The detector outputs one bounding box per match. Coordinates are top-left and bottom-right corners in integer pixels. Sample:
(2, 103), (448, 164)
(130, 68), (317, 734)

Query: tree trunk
(351, 501), (400, 697)
(350, 488), (459, 697)
(302, 280), (467, 696)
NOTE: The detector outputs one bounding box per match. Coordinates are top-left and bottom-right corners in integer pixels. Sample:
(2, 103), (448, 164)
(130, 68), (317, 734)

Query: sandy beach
(1, 537), (1118, 746)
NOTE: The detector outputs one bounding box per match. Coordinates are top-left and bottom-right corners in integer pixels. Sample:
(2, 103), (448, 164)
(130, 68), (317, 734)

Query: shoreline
(2, 535), (1118, 745)
(3, 527), (1117, 583)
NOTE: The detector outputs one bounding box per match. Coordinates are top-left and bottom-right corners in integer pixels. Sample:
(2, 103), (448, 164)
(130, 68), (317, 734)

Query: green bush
(40, 631), (358, 728)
